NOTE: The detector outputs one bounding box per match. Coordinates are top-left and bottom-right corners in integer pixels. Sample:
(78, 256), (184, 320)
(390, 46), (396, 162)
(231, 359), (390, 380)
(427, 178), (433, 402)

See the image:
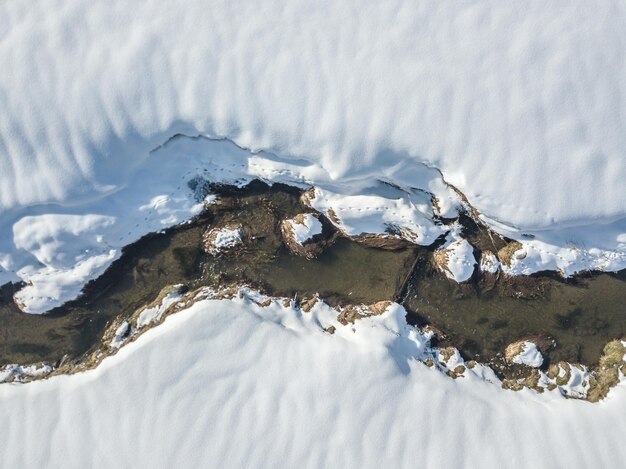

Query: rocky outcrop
(336, 301), (392, 325)
(505, 340), (544, 368)
(280, 213), (334, 259)
(433, 238), (476, 282)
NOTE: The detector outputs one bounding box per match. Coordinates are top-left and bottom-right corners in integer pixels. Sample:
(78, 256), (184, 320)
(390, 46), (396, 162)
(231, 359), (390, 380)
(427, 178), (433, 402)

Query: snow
(12, 214), (118, 314)
(306, 186), (447, 244)
(286, 214), (323, 245)
(136, 288), (184, 328)
(512, 342), (544, 368)
(480, 251), (501, 274)
(0, 0), (624, 313)
(0, 135), (464, 313)
(0, 2), (623, 465)
(110, 321), (130, 348)
(0, 295), (625, 467)
(0, 363), (52, 383)
(441, 239), (476, 282)
(434, 227), (477, 282)
(211, 227), (242, 251)
(1, 0), (625, 311)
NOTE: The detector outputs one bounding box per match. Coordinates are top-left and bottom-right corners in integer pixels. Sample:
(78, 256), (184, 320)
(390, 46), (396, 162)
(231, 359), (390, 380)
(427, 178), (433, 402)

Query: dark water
(252, 238), (416, 304)
(403, 261), (626, 366)
(0, 224), (205, 365)
(0, 181), (624, 371)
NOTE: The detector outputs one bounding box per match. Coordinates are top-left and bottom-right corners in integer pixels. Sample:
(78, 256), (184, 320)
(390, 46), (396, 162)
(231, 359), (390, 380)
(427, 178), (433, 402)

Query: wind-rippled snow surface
(1, 0), (625, 229)
(1, 2), (626, 466)
(1, 297), (624, 468)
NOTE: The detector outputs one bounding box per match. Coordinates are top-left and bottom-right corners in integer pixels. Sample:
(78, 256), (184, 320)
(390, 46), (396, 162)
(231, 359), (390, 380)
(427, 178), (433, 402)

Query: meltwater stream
(0, 181), (624, 376)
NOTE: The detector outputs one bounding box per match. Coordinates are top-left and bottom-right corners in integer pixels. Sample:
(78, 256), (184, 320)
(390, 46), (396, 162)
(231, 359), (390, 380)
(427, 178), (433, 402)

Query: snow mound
(434, 228), (477, 282)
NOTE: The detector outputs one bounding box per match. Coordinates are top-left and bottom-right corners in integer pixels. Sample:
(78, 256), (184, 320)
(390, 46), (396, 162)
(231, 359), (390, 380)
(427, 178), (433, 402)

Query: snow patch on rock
(510, 341), (544, 368)
(434, 227), (476, 282)
(110, 321), (130, 349)
(286, 214), (323, 245)
(480, 251), (501, 274)
(304, 186), (446, 245)
(137, 288), (185, 328)
(203, 226), (243, 255)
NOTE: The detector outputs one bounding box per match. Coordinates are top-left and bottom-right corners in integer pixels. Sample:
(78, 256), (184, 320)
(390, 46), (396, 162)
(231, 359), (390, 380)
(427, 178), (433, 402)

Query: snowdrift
(1, 295), (624, 468)
(1, 0), (624, 225)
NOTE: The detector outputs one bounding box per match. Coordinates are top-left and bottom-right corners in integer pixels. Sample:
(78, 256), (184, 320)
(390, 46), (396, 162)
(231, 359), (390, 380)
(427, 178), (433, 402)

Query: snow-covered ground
(1, 0), (625, 314)
(1, 1), (625, 466)
(0, 296), (624, 468)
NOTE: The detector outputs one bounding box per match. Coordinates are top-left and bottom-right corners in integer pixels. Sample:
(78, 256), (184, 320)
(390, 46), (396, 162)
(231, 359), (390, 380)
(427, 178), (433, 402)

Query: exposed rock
(337, 301), (392, 325)
(351, 233), (414, 250)
(497, 241), (525, 266)
(280, 213), (331, 259)
(453, 364), (466, 375)
(479, 250), (501, 274)
(502, 369), (544, 393)
(587, 340), (626, 402)
(298, 295), (319, 312)
(505, 340), (543, 367)
(437, 347), (458, 364)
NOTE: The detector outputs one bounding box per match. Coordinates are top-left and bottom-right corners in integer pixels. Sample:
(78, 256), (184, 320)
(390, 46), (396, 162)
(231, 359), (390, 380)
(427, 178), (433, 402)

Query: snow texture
(211, 227), (243, 251)
(287, 214), (323, 245)
(512, 341), (544, 368)
(0, 295), (625, 468)
(1, 0), (625, 312)
(136, 288), (184, 328)
(0, 0), (625, 304)
(435, 226), (477, 282)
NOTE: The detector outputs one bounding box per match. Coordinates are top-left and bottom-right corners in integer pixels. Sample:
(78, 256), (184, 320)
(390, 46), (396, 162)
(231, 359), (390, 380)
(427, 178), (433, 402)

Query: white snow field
(0, 1), (625, 467)
(1, 0), (626, 312)
(1, 296), (625, 468)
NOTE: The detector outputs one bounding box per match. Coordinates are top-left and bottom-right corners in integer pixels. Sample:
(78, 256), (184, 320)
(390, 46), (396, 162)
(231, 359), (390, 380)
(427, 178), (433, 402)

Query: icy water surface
(0, 181), (624, 373)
